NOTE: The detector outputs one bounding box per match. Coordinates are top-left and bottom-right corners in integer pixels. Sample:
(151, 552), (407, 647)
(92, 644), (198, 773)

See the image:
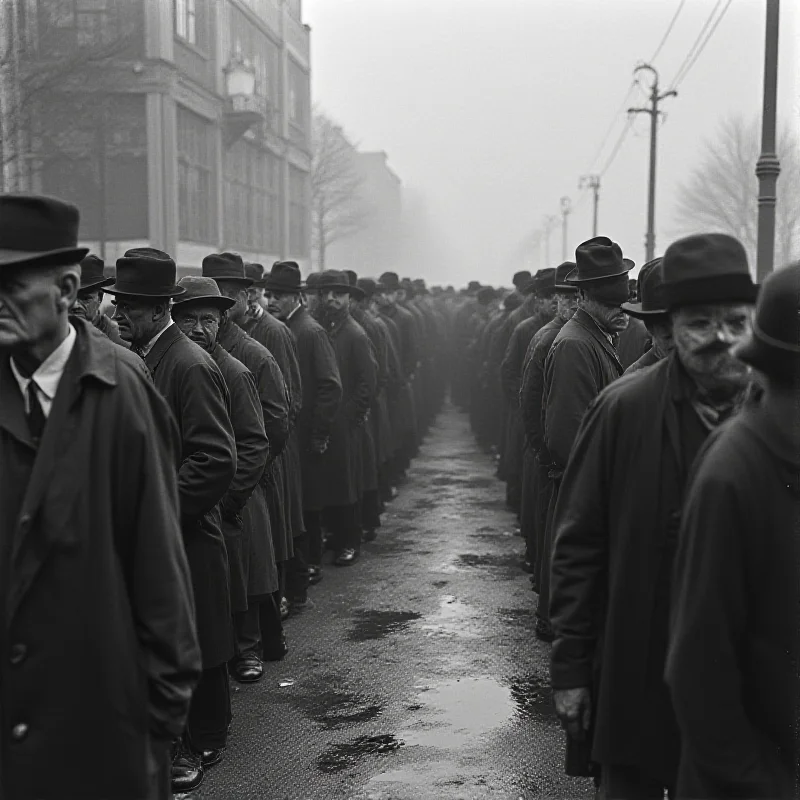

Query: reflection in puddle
(347, 609), (422, 642)
(317, 734), (405, 773)
(419, 595), (480, 639)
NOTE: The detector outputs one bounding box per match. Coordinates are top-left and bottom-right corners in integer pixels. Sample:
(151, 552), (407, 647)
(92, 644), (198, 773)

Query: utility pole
(560, 196), (572, 260)
(579, 175), (601, 237)
(629, 64), (676, 262)
(755, 0), (781, 280)
(542, 215), (558, 266)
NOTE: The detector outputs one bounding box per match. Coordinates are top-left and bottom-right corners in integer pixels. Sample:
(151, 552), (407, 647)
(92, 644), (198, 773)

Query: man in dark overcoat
(615, 259), (651, 369)
(171, 278), (275, 691)
(535, 237), (631, 641)
(666, 261), (799, 800)
(106, 248), (236, 794)
(549, 234), (758, 798)
(202, 255), (291, 662)
(69, 253), (127, 346)
(263, 261), (342, 590)
(0, 195), (200, 800)
(311, 270), (378, 566)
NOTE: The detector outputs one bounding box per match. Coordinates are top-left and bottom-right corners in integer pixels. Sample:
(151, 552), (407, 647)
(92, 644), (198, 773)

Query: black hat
(734, 261), (799, 382)
(357, 278), (379, 298)
(412, 278), (430, 295)
(477, 287), (496, 305)
(0, 194), (89, 270)
(524, 267), (556, 296)
(401, 278), (417, 299)
(315, 270), (357, 294)
(553, 261), (578, 292)
(202, 252), (253, 287)
(512, 270), (532, 289)
(345, 270), (366, 300)
(621, 258), (668, 318)
(105, 248), (185, 298)
(305, 272), (321, 290)
(504, 292), (522, 310)
(79, 254), (114, 291)
(172, 276), (236, 312)
(661, 233), (757, 309)
(263, 261), (304, 293)
(379, 271), (401, 291)
(244, 262), (265, 286)
(566, 236), (631, 283)
(467, 280), (481, 293)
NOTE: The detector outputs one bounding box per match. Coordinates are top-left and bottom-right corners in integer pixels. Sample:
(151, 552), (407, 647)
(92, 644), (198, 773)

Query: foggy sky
(305, 0), (799, 287)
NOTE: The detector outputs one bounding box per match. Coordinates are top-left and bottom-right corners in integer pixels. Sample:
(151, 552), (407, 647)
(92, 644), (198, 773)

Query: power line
(671, 0), (734, 89)
(584, 80), (639, 174)
(599, 116), (634, 177)
(668, 0), (724, 88)
(649, 0), (687, 64)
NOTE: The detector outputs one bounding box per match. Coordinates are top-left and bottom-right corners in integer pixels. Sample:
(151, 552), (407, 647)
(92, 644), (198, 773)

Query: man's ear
(57, 268), (80, 312)
(153, 302), (171, 322)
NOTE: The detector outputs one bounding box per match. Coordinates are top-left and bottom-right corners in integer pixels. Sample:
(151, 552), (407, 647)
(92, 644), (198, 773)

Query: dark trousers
(325, 502), (361, 551)
(233, 595), (283, 657)
(361, 489), (381, 532)
(305, 509), (323, 565)
(599, 764), (675, 800)
(286, 532), (309, 601)
(535, 475), (561, 627)
(185, 664), (230, 752)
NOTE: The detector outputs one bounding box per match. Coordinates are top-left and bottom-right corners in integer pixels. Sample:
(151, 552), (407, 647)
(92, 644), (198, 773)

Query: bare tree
(311, 111), (368, 270)
(672, 115), (800, 268)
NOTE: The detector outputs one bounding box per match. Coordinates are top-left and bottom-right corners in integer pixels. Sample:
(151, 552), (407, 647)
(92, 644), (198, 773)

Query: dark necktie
(26, 381), (46, 442)
(131, 345), (146, 360)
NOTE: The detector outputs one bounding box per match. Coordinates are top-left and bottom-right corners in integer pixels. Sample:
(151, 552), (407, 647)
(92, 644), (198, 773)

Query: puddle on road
(509, 674), (555, 720)
(419, 594), (480, 639)
(347, 609), (422, 642)
(457, 552), (522, 570)
(317, 734), (405, 773)
(399, 676), (514, 749)
(498, 607), (535, 626)
(288, 686), (384, 729)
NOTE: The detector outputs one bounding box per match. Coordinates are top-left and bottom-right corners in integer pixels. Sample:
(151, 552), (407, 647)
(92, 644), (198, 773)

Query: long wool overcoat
(144, 324), (236, 669)
(0, 320), (201, 800)
(378, 312), (416, 449)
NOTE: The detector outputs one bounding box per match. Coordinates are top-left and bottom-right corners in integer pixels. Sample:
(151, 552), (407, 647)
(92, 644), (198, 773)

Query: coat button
(18, 514), (31, 531)
(9, 643), (27, 665)
(11, 723), (28, 741)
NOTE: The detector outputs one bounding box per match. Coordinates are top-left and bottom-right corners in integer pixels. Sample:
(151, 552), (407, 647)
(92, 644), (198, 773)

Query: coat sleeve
(221, 370), (269, 516)
(665, 440), (789, 798)
(500, 325), (524, 404)
(520, 338), (548, 454)
(177, 362), (236, 519)
(271, 325), (303, 420)
(544, 338), (601, 471)
(256, 353), (290, 460)
(115, 368), (202, 742)
(549, 393), (613, 690)
(345, 329), (378, 424)
(310, 326), (343, 438)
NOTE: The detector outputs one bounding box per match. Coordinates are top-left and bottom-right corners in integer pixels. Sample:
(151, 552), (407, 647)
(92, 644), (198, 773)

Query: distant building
(326, 151), (403, 273)
(0, 0), (312, 274)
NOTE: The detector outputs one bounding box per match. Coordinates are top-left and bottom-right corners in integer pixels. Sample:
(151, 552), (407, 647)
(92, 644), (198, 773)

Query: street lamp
(224, 58), (256, 98)
(560, 196), (572, 261)
(542, 215), (558, 266)
(222, 58), (264, 147)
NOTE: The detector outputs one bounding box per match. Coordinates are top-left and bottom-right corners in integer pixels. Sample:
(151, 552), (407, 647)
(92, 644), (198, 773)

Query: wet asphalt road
(194, 404), (594, 800)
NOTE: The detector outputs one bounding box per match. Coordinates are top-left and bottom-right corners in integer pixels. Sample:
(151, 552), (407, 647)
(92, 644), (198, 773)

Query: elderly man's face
(172, 304), (221, 353)
(320, 289), (350, 313)
(672, 303), (753, 391)
(71, 288), (103, 323)
(555, 291), (578, 323)
(580, 291), (629, 334)
(246, 286), (265, 315)
(216, 280), (247, 325)
(0, 264), (77, 351)
(265, 291), (299, 321)
(110, 296), (169, 346)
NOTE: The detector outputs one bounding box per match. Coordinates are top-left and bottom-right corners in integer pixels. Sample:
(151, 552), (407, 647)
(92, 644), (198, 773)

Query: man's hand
(553, 687), (592, 741)
(310, 436), (329, 454)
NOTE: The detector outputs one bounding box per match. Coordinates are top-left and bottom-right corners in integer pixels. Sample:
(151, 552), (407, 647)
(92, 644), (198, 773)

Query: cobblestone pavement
(193, 405), (594, 800)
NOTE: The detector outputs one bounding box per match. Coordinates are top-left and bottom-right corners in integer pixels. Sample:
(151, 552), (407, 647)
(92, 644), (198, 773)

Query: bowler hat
(202, 252), (253, 287)
(0, 194), (89, 270)
(477, 287), (496, 305)
(104, 248), (185, 298)
(467, 280), (481, 293)
(566, 236), (631, 283)
(264, 261), (304, 293)
(504, 292), (522, 310)
(79, 254), (114, 291)
(345, 270), (366, 301)
(379, 271), (401, 291)
(524, 267), (556, 296)
(172, 276), (236, 312)
(661, 233), (757, 309)
(734, 261), (800, 382)
(315, 270), (357, 294)
(553, 261), (578, 292)
(244, 262), (265, 286)
(512, 270), (532, 290)
(621, 258), (668, 318)
(357, 278), (379, 298)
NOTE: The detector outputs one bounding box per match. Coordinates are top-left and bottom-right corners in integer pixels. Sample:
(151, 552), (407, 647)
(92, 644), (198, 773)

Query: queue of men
(0, 193), (455, 799)
(458, 234), (799, 799)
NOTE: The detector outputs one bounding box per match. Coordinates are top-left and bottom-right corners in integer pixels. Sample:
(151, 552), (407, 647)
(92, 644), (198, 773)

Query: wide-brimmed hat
(104, 248), (185, 298)
(661, 233), (758, 310)
(172, 276), (236, 312)
(264, 261), (304, 293)
(523, 267), (556, 296)
(466, 280), (481, 293)
(504, 292), (522, 310)
(202, 252), (252, 287)
(734, 261), (799, 382)
(566, 236), (631, 284)
(314, 269), (357, 294)
(0, 194), (89, 270)
(477, 287), (497, 305)
(379, 271), (401, 291)
(621, 258), (668, 318)
(553, 261), (578, 292)
(345, 270), (366, 301)
(512, 270), (532, 290)
(357, 278), (380, 298)
(244, 262), (265, 286)
(79, 254), (114, 291)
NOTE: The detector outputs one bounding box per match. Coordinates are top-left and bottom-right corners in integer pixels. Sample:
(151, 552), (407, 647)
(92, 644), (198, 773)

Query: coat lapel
(574, 309), (624, 372)
(144, 323), (183, 376)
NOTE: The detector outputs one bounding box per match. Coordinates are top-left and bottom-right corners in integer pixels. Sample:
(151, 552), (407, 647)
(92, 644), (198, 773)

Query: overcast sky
(304, 0), (798, 287)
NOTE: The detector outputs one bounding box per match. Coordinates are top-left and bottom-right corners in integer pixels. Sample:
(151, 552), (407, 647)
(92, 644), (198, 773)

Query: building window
(177, 106), (215, 244)
(36, 0), (125, 54)
(224, 141), (278, 253)
(175, 0), (205, 47)
(228, 5), (279, 109)
(289, 165), (309, 256)
(287, 61), (308, 134)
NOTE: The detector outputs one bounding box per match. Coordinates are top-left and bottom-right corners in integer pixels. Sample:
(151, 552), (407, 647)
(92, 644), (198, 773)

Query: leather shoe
(308, 565), (323, 585)
(335, 548), (359, 566)
(522, 559), (533, 574)
(263, 631), (288, 662)
(202, 747), (225, 768)
(229, 651), (263, 683)
(280, 596), (290, 621)
(171, 742), (204, 793)
(535, 619), (555, 643)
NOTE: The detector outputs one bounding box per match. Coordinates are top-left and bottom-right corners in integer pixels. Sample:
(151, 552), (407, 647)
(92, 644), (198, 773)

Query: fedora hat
(621, 258), (668, 318)
(661, 233), (757, 310)
(345, 270), (366, 301)
(79, 254), (114, 291)
(244, 262), (265, 286)
(379, 271), (401, 291)
(477, 286), (497, 305)
(0, 194), (88, 269)
(172, 276), (236, 312)
(523, 267), (555, 295)
(513, 270), (532, 290)
(104, 248), (185, 298)
(553, 261), (578, 292)
(734, 261), (799, 382)
(357, 278), (380, 298)
(202, 252), (253, 287)
(264, 261), (304, 293)
(566, 236), (631, 284)
(315, 270), (356, 294)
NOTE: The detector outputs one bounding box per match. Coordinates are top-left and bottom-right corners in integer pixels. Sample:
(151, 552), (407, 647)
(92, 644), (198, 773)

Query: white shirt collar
(286, 303), (301, 322)
(140, 322), (173, 357)
(10, 323), (77, 404)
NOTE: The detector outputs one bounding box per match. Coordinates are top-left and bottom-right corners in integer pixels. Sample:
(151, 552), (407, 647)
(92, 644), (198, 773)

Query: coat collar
(572, 307), (623, 369)
(143, 322), (183, 374)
